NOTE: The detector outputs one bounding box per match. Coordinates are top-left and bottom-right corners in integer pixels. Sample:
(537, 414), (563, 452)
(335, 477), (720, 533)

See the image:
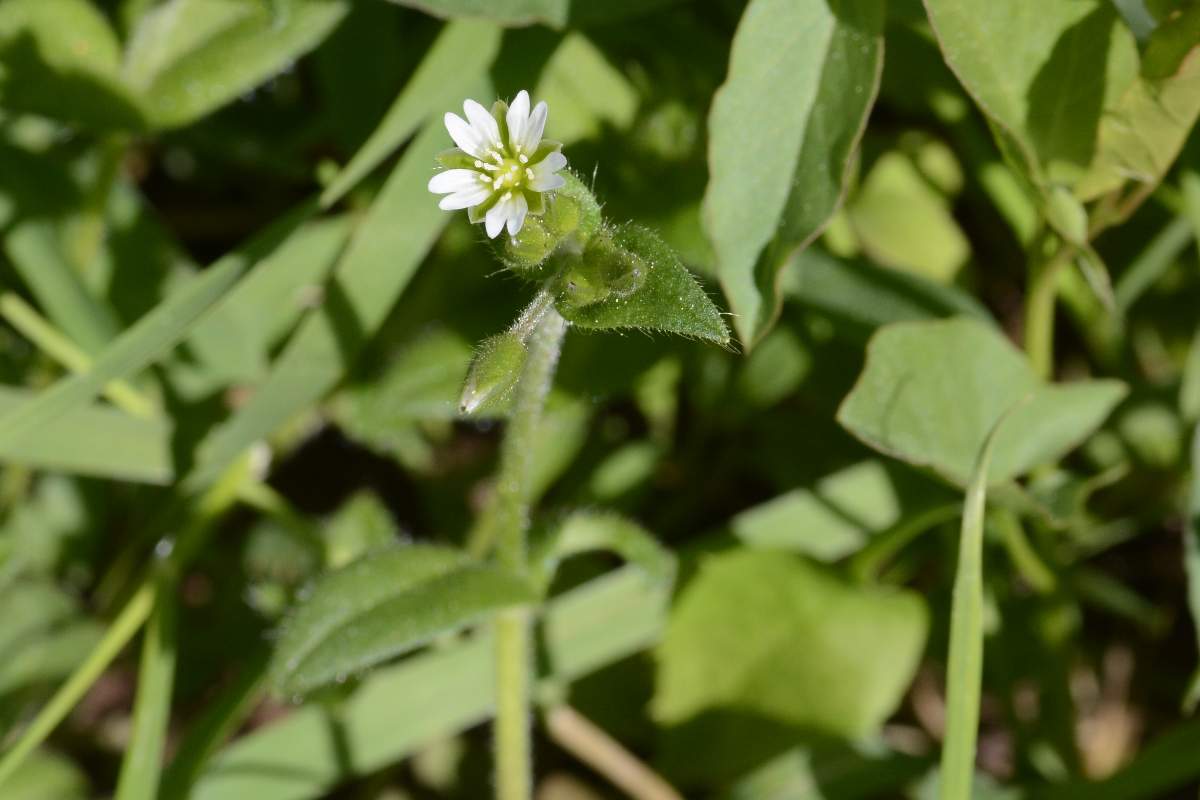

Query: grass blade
(939, 406), (1016, 799)
(114, 573), (178, 800)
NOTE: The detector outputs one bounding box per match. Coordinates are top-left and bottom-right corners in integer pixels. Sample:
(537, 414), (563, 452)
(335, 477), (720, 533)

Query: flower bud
(459, 332), (528, 415)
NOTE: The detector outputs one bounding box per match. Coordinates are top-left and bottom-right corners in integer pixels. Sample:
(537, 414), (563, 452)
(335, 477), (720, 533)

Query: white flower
(428, 90), (568, 239)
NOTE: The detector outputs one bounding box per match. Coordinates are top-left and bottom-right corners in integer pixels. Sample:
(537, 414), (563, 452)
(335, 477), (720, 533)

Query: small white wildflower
(427, 90), (567, 239)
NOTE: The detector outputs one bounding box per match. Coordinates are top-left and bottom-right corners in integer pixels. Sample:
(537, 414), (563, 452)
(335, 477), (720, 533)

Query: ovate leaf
(272, 545), (535, 695)
(837, 317), (1127, 486)
(923, 0), (1139, 189)
(1076, 8), (1200, 200)
(653, 550), (927, 739)
(556, 224), (729, 345)
(704, 0), (884, 347)
(124, 0), (349, 129)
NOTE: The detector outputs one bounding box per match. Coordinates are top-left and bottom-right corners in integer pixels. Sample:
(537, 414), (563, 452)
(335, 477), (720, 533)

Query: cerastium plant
(270, 90), (727, 800)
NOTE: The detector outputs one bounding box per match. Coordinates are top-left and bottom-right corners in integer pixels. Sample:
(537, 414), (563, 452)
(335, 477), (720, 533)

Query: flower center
(475, 149), (537, 193)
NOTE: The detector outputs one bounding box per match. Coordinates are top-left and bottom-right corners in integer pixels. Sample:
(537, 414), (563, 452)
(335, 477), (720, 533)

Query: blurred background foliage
(0, 0), (1198, 798)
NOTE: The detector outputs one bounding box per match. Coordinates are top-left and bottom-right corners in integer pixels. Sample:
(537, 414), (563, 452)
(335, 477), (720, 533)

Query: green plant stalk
(491, 308), (568, 800)
(0, 455), (251, 790)
(940, 414), (1007, 799)
(0, 292), (155, 418)
(1025, 241), (1070, 380)
(114, 570), (178, 800)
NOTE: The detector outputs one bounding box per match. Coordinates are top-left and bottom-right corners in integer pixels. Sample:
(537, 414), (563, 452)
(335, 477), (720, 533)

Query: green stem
(1025, 236), (1070, 380)
(0, 292), (156, 418)
(492, 308), (568, 800)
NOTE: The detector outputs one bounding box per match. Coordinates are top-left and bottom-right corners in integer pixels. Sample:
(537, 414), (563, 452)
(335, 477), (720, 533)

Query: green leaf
(847, 150), (970, 283)
(0, 0), (146, 130)
(192, 565), (668, 800)
(378, 0), (674, 27)
(653, 549), (927, 738)
(729, 460), (951, 562)
(1, 750), (88, 800)
(123, 0), (350, 130)
(319, 18), (503, 208)
(837, 317), (1127, 486)
(532, 33), (637, 145)
(1076, 7), (1200, 200)
(556, 224), (730, 345)
(272, 545), (536, 695)
(939, 410), (1007, 800)
(923, 0), (1139, 189)
(0, 204), (315, 462)
(785, 247), (992, 336)
(704, 0), (884, 348)
(0, 388), (172, 484)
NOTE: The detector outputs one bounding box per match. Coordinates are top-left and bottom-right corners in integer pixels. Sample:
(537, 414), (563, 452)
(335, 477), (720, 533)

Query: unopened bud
(459, 332), (528, 415)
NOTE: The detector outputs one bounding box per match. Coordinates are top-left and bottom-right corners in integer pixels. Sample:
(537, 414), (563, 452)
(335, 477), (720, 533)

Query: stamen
(479, 174), (491, 183)
(502, 192), (512, 201)
(525, 168), (535, 180)
(474, 160), (484, 168)
(493, 177), (503, 189)
(480, 162), (500, 172)
(518, 154), (529, 164)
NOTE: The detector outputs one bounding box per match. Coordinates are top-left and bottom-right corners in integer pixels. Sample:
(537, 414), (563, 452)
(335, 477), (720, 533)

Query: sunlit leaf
(837, 317), (1127, 486)
(704, 0), (884, 347)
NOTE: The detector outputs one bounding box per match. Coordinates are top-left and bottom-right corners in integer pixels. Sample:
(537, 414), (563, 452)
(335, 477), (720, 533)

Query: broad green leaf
(653, 550), (927, 738)
(123, 0), (350, 129)
(785, 247), (992, 336)
(272, 545), (535, 695)
(556, 224), (730, 345)
(0, 388), (172, 484)
(923, 0), (1139, 189)
(1076, 7), (1200, 200)
(704, 0), (884, 348)
(0, 205), (314, 461)
(187, 121), (455, 489)
(320, 19), (503, 207)
(837, 318), (1127, 486)
(0, 0), (145, 130)
(939, 412), (1007, 800)
(847, 150), (970, 283)
(322, 492), (400, 570)
(193, 565), (668, 800)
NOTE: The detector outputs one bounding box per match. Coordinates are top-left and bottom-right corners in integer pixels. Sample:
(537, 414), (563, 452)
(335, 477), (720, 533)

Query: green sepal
(436, 148), (476, 170)
(554, 224), (730, 345)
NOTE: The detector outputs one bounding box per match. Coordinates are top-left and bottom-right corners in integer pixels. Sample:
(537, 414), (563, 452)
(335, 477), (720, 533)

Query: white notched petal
(506, 90), (531, 152)
(520, 101), (548, 153)
(506, 193), (528, 236)
(463, 99), (500, 149)
(439, 186), (491, 210)
(484, 199), (509, 238)
(444, 112), (483, 157)
(428, 169), (481, 194)
(528, 151), (567, 190)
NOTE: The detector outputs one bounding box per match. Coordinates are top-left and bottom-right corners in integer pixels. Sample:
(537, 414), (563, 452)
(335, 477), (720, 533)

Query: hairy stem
(492, 308), (568, 800)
